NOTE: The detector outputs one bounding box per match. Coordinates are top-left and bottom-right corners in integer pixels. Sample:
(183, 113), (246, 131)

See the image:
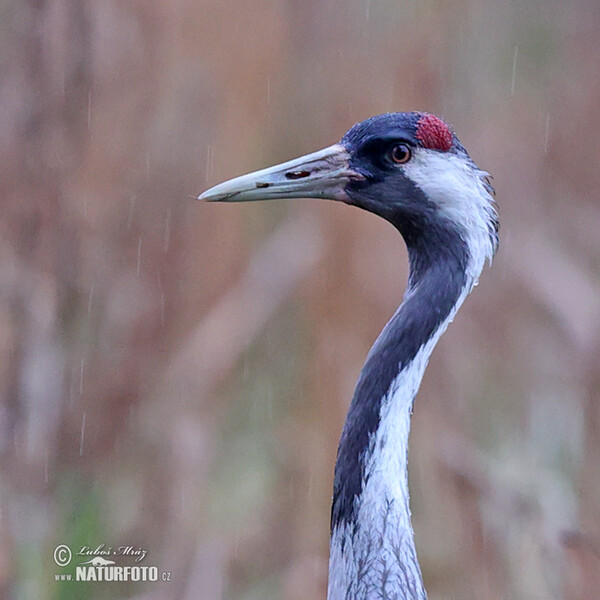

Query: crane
(199, 112), (498, 599)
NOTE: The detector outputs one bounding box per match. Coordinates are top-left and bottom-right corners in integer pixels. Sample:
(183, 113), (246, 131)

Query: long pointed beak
(198, 144), (361, 203)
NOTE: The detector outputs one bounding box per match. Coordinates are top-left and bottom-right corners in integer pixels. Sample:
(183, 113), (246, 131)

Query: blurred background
(1, 0), (600, 598)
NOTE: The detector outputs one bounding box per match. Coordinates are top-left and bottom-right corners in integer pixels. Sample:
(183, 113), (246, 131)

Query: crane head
(199, 112), (498, 268)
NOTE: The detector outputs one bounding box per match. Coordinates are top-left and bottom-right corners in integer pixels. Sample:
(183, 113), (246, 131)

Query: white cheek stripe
(404, 150), (496, 280)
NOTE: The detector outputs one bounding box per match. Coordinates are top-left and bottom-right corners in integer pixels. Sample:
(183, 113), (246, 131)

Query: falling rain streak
(137, 237), (143, 276)
(164, 207), (172, 252)
(511, 45), (518, 96)
(80, 358), (85, 395)
(80, 412), (86, 456)
(156, 271), (165, 325)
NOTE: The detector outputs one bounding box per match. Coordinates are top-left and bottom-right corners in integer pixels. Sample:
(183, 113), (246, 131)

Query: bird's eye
(389, 144), (411, 164)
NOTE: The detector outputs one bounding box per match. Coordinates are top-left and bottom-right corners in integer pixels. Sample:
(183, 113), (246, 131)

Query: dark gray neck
(328, 228), (470, 600)
(331, 230), (469, 531)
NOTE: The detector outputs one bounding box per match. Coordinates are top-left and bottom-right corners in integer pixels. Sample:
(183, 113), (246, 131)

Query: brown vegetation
(1, 1), (599, 598)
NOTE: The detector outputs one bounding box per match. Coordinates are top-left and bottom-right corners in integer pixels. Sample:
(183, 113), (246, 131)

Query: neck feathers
(328, 229), (473, 600)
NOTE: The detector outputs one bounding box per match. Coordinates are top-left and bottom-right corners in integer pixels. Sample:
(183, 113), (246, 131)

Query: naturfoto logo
(53, 543), (171, 583)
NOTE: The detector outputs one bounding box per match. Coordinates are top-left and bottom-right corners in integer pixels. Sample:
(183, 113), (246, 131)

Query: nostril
(256, 182), (270, 188)
(285, 170), (310, 180)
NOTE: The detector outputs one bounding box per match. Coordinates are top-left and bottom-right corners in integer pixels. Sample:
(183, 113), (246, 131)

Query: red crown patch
(415, 114), (453, 151)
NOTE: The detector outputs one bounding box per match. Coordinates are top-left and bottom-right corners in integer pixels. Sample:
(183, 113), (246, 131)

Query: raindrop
(543, 113), (550, 153)
(156, 271), (165, 325)
(510, 45), (518, 96)
(79, 411), (86, 456)
(87, 90), (92, 130)
(79, 358), (85, 395)
(136, 237), (143, 276)
(44, 449), (49, 483)
(266, 76), (271, 105)
(163, 207), (172, 252)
